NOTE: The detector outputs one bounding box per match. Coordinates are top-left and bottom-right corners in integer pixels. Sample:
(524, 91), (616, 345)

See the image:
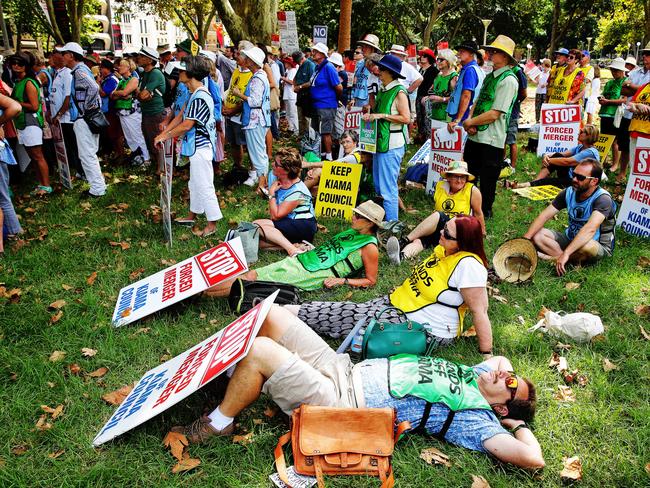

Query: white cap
(200, 49), (216, 63)
(164, 61), (185, 74)
(242, 47), (266, 67)
(625, 56), (638, 67)
(328, 52), (344, 67)
(56, 42), (84, 57)
(139, 46), (159, 61)
(310, 42), (329, 56)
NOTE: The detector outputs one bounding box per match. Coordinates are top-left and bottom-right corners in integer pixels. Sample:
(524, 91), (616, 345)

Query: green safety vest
(472, 67), (517, 132)
(430, 72), (458, 121)
(297, 229), (377, 275)
(12, 78), (44, 130)
(389, 354), (492, 411)
(599, 77), (626, 118)
(114, 77), (134, 110)
(374, 83), (407, 153)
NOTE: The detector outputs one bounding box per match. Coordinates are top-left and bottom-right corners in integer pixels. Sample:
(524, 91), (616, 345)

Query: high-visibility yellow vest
(434, 181), (473, 217)
(547, 66), (581, 104)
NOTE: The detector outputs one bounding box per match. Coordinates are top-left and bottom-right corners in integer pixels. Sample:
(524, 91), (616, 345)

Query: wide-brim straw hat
(493, 238), (538, 283)
(482, 35), (516, 64)
(357, 34), (381, 52)
(443, 161), (475, 181)
(609, 57), (629, 72)
(353, 201), (385, 226)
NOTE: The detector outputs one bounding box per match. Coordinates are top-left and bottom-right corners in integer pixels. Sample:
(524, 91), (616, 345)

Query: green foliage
(597, 0), (646, 54)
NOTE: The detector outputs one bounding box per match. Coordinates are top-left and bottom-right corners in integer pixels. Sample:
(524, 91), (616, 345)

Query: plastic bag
(529, 310), (604, 343)
(613, 104), (625, 129)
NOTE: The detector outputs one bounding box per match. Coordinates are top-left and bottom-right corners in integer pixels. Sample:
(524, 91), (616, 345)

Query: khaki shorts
(551, 230), (611, 260)
(261, 318), (357, 416)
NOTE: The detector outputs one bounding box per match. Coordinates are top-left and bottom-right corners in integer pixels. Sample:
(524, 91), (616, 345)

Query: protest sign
(112, 239), (248, 327)
(407, 140), (431, 167)
(344, 108), (362, 132)
(593, 134), (616, 164)
(93, 292), (278, 446)
(616, 139), (650, 238)
(407, 44), (418, 67)
(524, 60), (541, 82)
(49, 119), (72, 189)
(537, 104), (581, 156)
(315, 161), (362, 220)
(277, 11), (299, 54)
(313, 25), (327, 45)
(512, 185), (562, 201)
(359, 119), (377, 153)
(425, 126), (464, 195)
(160, 139), (174, 246)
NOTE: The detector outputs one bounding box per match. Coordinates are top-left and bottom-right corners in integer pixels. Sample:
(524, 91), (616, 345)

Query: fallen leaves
(3, 287), (23, 303)
(602, 358), (618, 372)
(634, 305), (650, 317)
(560, 456), (582, 481)
(640, 325), (650, 341)
(548, 352), (568, 372)
(565, 282), (581, 291)
(232, 432), (254, 445)
(49, 351), (66, 362)
(109, 241), (131, 251)
(41, 404), (64, 419)
(171, 453), (201, 474)
(461, 325), (477, 337)
(48, 449), (65, 459)
(61, 283), (73, 291)
(471, 474), (491, 488)
(48, 299), (66, 310)
(553, 385), (576, 402)
(11, 445), (29, 456)
(68, 363), (82, 375)
(263, 406), (279, 418)
(637, 256), (650, 269)
(49, 310), (63, 324)
(419, 447), (451, 467)
(163, 431), (201, 474)
(81, 347), (97, 357)
(86, 272), (98, 286)
(34, 415), (53, 432)
(88, 366), (109, 378)
(129, 268), (145, 281)
(102, 384), (134, 405)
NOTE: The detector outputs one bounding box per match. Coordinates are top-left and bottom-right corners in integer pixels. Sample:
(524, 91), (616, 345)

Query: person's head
(579, 124), (599, 146)
(49, 46), (64, 68)
(542, 58), (552, 71)
(241, 46), (265, 71)
(282, 56), (297, 71)
(609, 57), (629, 79)
(353, 47), (364, 61)
(443, 160), (474, 193)
(343, 50), (354, 62)
(455, 40), (478, 65)
(388, 44), (407, 61)
(476, 368), (537, 422)
(273, 147), (302, 179)
(418, 48), (435, 67)
(340, 130), (359, 154)
(224, 46), (235, 59)
(178, 55), (211, 84)
(100, 59), (114, 78)
(642, 42), (650, 69)
(236, 40), (254, 68)
(554, 48), (568, 65)
(175, 38), (199, 60)
(440, 215), (488, 266)
(291, 50), (304, 65)
(376, 54), (403, 84)
(567, 49), (582, 67)
(366, 53), (382, 75)
(572, 159), (603, 193)
(117, 58), (136, 77)
(7, 51), (35, 78)
(32, 53), (46, 71)
(580, 50), (590, 67)
(137, 47), (159, 69)
(357, 34), (381, 57)
(256, 43), (270, 64)
(311, 43), (329, 63)
(352, 200), (384, 233)
(436, 49), (457, 71)
(483, 35), (516, 69)
(159, 50), (173, 64)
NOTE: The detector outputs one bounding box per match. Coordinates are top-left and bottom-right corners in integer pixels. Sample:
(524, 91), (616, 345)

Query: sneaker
(386, 236), (401, 265)
(170, 415), (234, 445)
(243, 171), (258, 187)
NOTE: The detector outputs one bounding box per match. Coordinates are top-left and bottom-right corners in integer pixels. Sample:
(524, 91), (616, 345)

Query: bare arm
(523, 204), (560, 240)
(21, 81), (40, 112)
(556, 210), (605, 275)
(470, 186), (486, 236)
(154, 117), (194, 145)
(460, 286), (492, 353)
(364, 90), (410, 124)
(323, 243), (379, 289)
(483, 430), (545, 469)
(463, 108), (502, 131)
(0, 94), (22, 125)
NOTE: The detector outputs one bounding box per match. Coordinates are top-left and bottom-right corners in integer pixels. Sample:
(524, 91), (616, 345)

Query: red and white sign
(524, 60), (541, 82)
(407, 44), (418, 67)
(93, 292), (278, 446)
(617, 138), (650, 238)
(425, 126), (465, 195)
(111, 239), (247, 327)
(344, 108), (362, 132)
(537, 103), (581, 156)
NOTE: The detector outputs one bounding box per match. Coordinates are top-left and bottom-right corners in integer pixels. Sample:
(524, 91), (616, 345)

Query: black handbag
(361, 307), (431, 360)
(83, 107), (109, 134)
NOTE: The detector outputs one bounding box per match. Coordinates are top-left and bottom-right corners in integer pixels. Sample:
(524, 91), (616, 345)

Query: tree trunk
(423, 0), (449, 48)
(645, 0), (650, 45)
(337, 0), (352, 52)
(212, 0), (278, 44)
(44, 0), (66, 44)
(0, 0), (11, 50)
(549, 0), (561, 55)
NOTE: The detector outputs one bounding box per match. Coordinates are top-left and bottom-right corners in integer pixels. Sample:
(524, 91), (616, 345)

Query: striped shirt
(185, 92), (212, 149)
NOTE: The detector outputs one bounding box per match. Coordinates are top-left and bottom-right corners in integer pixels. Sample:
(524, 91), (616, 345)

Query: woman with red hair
(289, 215), (493, 356)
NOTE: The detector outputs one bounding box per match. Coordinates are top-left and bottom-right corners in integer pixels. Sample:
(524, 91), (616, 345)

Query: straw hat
(388, 44), (408, 57)
(493, 238), (538, 283)
(443, 161), (475, 181)
(353, 201), (385, 226)
(357, 34), (381, 52)
(482, 35), (516, 64)
(609, 57), (629, 72)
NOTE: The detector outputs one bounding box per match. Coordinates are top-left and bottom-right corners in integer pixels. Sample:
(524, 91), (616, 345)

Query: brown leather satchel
(274, 405), (411, 488)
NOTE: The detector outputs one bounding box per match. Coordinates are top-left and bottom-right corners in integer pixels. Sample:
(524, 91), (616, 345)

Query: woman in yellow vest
(546, 49), (586, 105)
(290, 215), (494, 355)
(386, 161), (485, 264)
(627, 82), (650, 156)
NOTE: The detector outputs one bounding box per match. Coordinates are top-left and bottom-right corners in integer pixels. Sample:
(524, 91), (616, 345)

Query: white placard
(312, 25), (327, 45)
(425, 126), (465, 195)
(616, 138), (650, 238)
(111, 239), (248, 327)
(537, 103), (581, 156)
(278, 11), (299, 55)
(93, 292), (279, 446)
(270, 467), (318, 488)
(407, 140), (431, 167)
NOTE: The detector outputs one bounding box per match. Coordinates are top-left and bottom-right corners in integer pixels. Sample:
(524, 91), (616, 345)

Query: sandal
(174, 217), (195, 226)
(31, 185), (53, 196)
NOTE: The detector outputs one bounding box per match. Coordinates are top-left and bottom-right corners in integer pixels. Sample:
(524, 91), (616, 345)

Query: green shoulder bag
(361, 307), (430, 360)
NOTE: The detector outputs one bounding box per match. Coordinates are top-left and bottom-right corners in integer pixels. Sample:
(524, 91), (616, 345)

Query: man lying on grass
(173, 305), (545, 469)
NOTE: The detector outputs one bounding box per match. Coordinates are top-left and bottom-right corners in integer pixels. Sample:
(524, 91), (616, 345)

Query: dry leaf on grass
(565, 282), (581, 291)
(48, 299), (66, 310)
(253, 418), (263, 425)
(11, 445), (29, 456)
(34, 415), (53, 431)
(548, 353), (568, 372)
(317, 224), (329, 233)
(471, 474), (491, 488)
(462, 325), (477, 337)
(420, 447), (451, 467)
(41, 404), (64, 419)
(492, 295), (508, 304)
(49, 351), (66, 362)
(86, 272), (98, 286)
(61, 284), (73, 291)
(48, 449), (65, 459)
(172, 453), (201, 474)
(49, 310), (63, 324)
(634, 305), (650, 317)
(555, 342), (572, 351)
(263, 406), (278, 418)
(560, 456), (582, 481)
(102, 384), (134, 405)
(553, 385), (576, 402)
(637, 256), (650, 269)
(81, 347), (97, 357)
(163, 431), (189, 462)
(68, 363), (82, 375)
(70, 231), (86, 237)
(88, 367), (109, 378)
(109, 241), (131, 251)
(640, 325), (650, 341)
(129, 268), (145, 280)
(602, 358), (618, 371)
(343, 291), (353, 300)
(232, 432), (254, 445)
(134, 327), (151, 335)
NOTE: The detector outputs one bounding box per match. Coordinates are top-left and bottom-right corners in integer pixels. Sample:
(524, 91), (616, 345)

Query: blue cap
(582, 50), (590, 57)
(376, 54), (405, 79)
(554, 48), (569, 56)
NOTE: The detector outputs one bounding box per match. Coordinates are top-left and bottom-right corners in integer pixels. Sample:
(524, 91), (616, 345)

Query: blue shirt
(100, 75), (119, 113)
(447, 60), (482, 121)
(310, 59), (341, 109)
(295, 59), (316, 85)
(567, 144), (600, 178)
(360, 359), (507, 453)
(352, 59), (370, 104)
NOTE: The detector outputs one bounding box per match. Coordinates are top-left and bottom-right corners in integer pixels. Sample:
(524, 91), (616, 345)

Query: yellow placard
(593, 134), (616, 164)
(315, 162), (362, 220)
(512, 185), (562, 201)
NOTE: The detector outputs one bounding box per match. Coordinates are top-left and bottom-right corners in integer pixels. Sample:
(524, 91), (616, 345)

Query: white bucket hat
(328, 52), (344, 67)
(56, 42), (84, 57)
(310, 42), (329, 56)
(242, 47), (266, 67)
(609, 57), (629, 72)
(388, 44), (408, 57)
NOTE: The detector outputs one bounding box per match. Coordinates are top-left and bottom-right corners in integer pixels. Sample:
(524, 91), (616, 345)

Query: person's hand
(138, 89), (152, 101)
(269, 180), (281, 193)
(556, 251), (570, 276)
(420, 97), (428, 106)
(500, 418), (526, 430)
(323, 277), (345, 289)
(153, 134), (166, 146)
(158, 121), (167, 132)
(362, 103), (371, 114)
(216, 121), (223, 132)
(346, 101), (354, 110)
(447, 120), (457, 133)
(231, 86), (242, 98)
(542, 154), (550, 168)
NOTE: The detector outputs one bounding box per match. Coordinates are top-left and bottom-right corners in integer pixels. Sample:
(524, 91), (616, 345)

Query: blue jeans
(373, 146), (405, 221)
(0, 162), (22, 236)
(243, 124), (269, 178)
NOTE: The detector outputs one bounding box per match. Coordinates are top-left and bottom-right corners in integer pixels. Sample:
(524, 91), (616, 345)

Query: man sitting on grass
(172, 305), (545, 469)
(524, 159), (616, 276)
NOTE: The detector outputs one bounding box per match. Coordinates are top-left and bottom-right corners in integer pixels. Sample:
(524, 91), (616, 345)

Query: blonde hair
(437, 49), (457, 67)
(542, 58), (552, 68)
(118, 58), (136, 72)
(582, 124), (600, 145)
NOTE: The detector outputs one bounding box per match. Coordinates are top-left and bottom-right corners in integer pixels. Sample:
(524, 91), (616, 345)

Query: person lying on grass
(172, 305), (545, 470)
(204, 201), (382, 297)
(524, 159), (616, 276)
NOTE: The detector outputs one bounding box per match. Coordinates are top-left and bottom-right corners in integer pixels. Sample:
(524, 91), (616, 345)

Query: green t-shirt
(599, 77), (626, 118)
(138, 68), (166, 116)
(430, 72), (458, 121)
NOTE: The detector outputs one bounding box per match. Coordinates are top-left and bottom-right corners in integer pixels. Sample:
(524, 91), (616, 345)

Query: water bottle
(350, 327), (365, 362)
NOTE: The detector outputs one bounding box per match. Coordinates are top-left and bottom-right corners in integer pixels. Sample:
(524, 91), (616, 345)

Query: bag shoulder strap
(274, 431), (293, 487)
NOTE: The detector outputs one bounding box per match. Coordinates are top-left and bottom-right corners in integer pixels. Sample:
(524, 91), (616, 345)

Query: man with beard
(523, 159), (616, 276)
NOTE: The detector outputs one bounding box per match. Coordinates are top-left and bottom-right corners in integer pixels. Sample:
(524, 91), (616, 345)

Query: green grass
(0, 137), (649, 487)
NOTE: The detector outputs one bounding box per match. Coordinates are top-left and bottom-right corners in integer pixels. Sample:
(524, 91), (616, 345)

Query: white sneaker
(243, 171), (257, 187)
(386, 236), (401, 265)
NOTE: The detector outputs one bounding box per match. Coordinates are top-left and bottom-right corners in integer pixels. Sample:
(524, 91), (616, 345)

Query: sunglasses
(573, 173), (596, 182)
(505, 372), (518, 402)
(436, 57), (446, 62)
(355, 51), (362, 54)
(567, 55), (576, 59)
(9, 60), (26, 67)
(442, 225), (456, 240)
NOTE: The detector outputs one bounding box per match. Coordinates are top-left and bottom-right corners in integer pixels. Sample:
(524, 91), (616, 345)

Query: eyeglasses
(355, 51), (362, 55)
(9, 60), (25, 67)
(442, 225), (456, 240)
(505, 372), (518, 402)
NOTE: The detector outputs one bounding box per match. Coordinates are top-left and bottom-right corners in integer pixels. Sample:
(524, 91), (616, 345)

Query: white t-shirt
(283, 67), (297, 101)
(271, 62), (282, 87)
(50, 67), (72, 123)
(406, 256), (488, 338)
(536, 70), (550, 95)
(367, 73), (381, 97)
(400, 61), (423, 92)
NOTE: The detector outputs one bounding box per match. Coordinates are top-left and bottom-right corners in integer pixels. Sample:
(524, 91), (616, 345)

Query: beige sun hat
(328, 52), (344, 67)
(353, 201), (385, 226)
(625, 56), (638, 68)
(443, 161), (475, 181)
(310, 42), (329, 56)
(493, 238), (538, 283)
(609, 57), (629, 72)
(388, 44), (408, 57)
(357, 34), (381, 52)
(482, 34), (516, 64)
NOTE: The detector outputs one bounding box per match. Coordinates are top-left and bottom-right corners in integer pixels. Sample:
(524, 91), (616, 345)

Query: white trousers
(73, 118), (106, 195)
(189, 146), (222, 222)
(119, 111), (150, 160)
(284, 99), (299, 134)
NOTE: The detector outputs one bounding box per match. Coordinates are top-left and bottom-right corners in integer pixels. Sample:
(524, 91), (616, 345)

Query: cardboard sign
(344, 108), (362, 132)
(425, 126), (465, 195)
(537, 104), (581, 156)
(112, 239), (248, 327)
(512, 185), (562, 201)
(161, 139), (174, 246)
(616, 139), (650, 238)
(93, 292), (278, 446)
(359, 119), (377, 153)
(407, 140), (432, 167)
(277, 11), (299, 54)
(313, 25), (327, 45)
(49, 119), (72, 189)
(315, 161), (362, 220)
(594, 134), (616, 164)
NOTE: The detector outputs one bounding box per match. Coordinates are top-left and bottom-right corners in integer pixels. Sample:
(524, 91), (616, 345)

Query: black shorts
(618, 117), (631, 152)
(420, 211), (450, 249)
(273, 216), (318, 243)
(600, 116), (617, 139)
